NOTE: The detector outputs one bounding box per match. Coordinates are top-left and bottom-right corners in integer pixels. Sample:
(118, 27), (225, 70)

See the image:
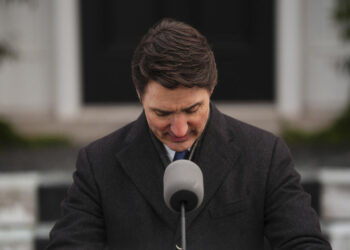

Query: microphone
(163, 159), (204, 250)
(163, 159), (204, 212)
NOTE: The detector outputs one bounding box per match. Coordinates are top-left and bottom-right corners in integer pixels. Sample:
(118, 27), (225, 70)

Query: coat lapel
(175, 104), (242, 238)
(115, 113), (179, 231)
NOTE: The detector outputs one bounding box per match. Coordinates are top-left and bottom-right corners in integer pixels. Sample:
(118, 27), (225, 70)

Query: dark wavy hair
(131, 18), (217, 97)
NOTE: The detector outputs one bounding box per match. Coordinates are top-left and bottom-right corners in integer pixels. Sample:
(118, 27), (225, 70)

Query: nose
(170, 113), (189, 137)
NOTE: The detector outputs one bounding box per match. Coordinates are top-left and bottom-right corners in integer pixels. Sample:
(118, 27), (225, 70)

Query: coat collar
(179, 103), (241, 236)
(115, 103), (241, 233)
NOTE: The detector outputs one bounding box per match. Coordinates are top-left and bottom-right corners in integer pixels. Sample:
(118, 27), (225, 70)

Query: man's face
(141, 80), (211, 152)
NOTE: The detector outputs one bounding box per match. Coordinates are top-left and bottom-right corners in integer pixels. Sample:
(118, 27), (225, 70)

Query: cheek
(191, 110), (209, 129)
(187, 117), (204, 132)
(192, 118), (205, 129)
(147, 116), (170, 132)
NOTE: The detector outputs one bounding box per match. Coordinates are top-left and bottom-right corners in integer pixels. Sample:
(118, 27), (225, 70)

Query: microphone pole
(181, 202), (186, 250)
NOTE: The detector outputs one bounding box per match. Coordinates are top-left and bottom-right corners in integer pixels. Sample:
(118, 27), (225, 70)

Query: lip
(168, 133), (190, 142)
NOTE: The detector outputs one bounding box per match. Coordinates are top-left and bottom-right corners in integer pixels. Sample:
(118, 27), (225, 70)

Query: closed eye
(154, 110), (171, 117)
(184, 104), (200, 114)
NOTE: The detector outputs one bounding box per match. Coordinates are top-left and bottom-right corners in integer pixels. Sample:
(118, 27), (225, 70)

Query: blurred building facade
(0, 0), (349, 135)
(1, 1), (350, 249)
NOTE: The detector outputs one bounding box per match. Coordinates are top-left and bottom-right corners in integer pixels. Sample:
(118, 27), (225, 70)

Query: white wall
(0, 0), (81, 120)
(303, 0), (350, 114)
(0, 0), (54, 115)
(0, 0), (349, 123)
(277, 0), (350, 120)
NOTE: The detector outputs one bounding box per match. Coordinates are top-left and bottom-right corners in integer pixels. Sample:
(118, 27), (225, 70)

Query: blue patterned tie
(173, 150), (189, 161)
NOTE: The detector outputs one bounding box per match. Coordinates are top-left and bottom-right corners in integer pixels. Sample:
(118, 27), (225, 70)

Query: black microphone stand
(181, 202), (187, 250)
(176, 140), (201, 250)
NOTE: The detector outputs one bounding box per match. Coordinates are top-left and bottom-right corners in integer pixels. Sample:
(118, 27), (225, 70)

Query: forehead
(142, 81), (210, 109)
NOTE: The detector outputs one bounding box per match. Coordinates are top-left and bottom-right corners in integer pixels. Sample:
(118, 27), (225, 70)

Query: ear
(209, 86), (215, 96)
(136, 90), (142, 103)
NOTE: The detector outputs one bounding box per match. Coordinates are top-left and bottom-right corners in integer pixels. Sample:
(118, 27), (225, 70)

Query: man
(47, 18), (332, 249)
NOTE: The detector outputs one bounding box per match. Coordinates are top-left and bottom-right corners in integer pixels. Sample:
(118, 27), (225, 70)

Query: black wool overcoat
(47, 104), (331, 250)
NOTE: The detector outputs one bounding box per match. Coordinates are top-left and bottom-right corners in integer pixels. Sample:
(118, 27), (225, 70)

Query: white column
(276, 0), (304, 118)
(52, 0), (81, 120)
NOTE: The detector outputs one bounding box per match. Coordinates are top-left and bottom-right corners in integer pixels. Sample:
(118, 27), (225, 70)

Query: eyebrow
(150, 101), (203, 114)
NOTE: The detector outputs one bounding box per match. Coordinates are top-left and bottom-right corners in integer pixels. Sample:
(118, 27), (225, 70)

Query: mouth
(168, 132), (191, 143)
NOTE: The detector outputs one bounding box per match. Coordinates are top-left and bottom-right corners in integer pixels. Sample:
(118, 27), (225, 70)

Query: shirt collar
(163, 144), (192, 162)
(163, 144), (176, 162)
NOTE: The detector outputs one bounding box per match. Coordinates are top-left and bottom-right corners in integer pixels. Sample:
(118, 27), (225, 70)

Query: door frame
(52, 0), (303, 120)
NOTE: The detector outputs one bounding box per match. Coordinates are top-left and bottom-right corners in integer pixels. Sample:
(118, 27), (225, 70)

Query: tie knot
(173, 150), (189, 161)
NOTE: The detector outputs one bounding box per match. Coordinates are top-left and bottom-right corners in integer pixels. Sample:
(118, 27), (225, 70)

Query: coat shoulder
(82, 119), (138, 160)
(222, 113), (280, 146)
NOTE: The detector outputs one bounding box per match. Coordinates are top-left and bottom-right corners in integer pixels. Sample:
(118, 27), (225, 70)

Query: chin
(168, 141), (193, 152)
